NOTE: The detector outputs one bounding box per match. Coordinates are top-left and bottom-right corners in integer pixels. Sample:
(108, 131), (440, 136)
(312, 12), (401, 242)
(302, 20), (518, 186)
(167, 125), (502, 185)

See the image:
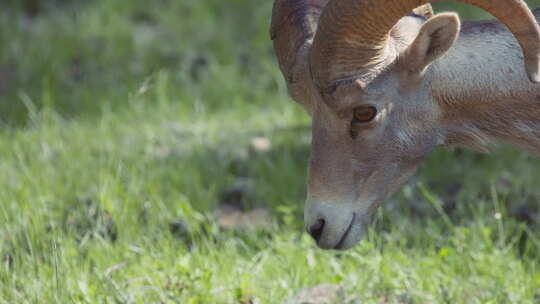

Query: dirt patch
(283, 284), (359, 304)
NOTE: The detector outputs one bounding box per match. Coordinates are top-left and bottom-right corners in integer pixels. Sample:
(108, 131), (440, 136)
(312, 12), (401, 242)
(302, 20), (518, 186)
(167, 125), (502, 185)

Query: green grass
(1, 0), (540, 303)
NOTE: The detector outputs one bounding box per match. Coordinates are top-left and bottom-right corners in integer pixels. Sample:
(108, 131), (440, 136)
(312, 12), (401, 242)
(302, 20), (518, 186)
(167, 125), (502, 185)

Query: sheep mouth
(333, 212), (356, 250)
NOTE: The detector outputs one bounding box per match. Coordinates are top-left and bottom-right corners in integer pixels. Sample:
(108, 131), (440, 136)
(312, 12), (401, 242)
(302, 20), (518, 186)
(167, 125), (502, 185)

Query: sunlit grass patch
(1, 0), (540, 303)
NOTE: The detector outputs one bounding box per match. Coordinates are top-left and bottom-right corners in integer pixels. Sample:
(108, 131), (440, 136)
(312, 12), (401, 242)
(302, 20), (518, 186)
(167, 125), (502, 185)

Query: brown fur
(271, 2), (540, 250)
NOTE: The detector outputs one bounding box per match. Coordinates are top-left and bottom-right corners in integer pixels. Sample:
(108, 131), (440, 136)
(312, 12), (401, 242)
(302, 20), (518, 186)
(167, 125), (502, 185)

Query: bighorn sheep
(270, 0), (540, 250)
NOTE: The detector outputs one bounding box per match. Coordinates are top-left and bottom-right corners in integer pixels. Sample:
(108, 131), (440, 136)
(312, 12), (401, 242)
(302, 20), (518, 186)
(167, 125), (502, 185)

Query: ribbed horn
(310, 0), (540, 91)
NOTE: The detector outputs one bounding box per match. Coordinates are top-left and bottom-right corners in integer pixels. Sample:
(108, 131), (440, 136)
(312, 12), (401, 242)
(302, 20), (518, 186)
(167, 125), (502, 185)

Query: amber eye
(353, 106), (377, 123)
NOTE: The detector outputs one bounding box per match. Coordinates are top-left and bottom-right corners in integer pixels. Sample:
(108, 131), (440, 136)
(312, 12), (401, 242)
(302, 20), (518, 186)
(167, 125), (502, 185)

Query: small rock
(216, 208), (272, 231)
(282, 284), (348, 304)
(250, 137), (272, 153)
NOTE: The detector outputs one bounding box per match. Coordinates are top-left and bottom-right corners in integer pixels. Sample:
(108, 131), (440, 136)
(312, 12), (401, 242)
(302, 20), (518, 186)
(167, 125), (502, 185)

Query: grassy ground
(1, 0), (540, 303)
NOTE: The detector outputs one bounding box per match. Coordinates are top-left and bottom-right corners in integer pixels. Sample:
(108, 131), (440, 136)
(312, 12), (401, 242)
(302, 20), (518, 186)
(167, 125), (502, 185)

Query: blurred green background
(1, 0), (540, 303)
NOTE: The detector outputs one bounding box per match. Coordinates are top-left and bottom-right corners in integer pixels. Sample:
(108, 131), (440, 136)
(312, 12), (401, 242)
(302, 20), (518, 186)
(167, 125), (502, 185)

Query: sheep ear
(401, 13), (460, 75)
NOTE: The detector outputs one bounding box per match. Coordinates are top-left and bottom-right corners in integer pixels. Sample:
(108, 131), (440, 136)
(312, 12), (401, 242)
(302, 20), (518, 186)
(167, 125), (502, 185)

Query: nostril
(308, 218), (325, 242)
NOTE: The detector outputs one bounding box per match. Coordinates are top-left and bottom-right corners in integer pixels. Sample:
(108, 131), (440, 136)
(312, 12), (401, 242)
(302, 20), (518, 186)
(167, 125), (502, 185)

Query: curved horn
(271, 0), (329, 78)
(412, 4), (433, 18)
(270, 0), (330, 105)
(311, 0), (540, 91)
(270, 0), (433, 104)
